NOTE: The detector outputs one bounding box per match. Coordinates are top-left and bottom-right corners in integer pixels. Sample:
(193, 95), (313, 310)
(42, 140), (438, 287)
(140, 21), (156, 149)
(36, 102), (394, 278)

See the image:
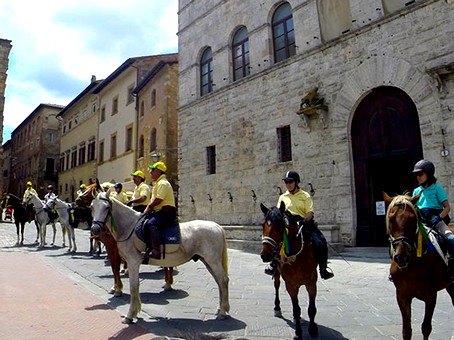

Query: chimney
(91, 75), (96, 83)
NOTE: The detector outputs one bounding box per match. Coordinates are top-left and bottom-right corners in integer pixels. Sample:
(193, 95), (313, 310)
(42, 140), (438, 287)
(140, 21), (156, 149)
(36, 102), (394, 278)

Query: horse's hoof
(215, 313), (230, 320)
(108, 287), (115, 294)
(274, 310), (282, 318)
(113, 291), (123, 297)
(308, 322), (319, 337)
(122, 317), (134, 324)
(62, 243), (66, 247)
(162, 283), (173, 291)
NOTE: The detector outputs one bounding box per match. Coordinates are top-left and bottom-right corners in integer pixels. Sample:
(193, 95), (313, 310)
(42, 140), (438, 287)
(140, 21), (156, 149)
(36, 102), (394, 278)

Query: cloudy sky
(0, 0), (178, 143)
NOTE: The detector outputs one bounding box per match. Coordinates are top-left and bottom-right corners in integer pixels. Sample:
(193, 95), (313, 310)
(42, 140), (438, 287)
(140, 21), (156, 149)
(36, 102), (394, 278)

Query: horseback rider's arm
(144, 198), (163, 214)
(440, 200), (450, 219)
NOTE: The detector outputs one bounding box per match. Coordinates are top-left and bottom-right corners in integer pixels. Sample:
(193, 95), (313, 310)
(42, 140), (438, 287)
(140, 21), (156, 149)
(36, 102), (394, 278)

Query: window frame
(200, 48), (213, 96)
(272, 3), (296, 63)
(232, 26), (250, 81)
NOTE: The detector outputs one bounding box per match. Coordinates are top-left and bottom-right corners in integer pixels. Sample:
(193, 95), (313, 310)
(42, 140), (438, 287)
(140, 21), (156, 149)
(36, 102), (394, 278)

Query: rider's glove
(430, 215), (442, 227)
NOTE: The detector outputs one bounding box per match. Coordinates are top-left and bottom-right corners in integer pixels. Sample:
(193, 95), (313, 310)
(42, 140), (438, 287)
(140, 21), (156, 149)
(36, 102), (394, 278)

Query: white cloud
(0, 0), (179, 142)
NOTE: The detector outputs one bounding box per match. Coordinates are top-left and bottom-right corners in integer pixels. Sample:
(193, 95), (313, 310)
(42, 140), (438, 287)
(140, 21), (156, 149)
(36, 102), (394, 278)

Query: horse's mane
(385, 194), (418, 234)
(265, 206), (284, 223)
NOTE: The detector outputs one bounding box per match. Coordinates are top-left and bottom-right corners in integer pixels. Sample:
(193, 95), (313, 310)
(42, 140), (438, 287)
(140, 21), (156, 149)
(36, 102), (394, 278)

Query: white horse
(45, 196), (77, 252)
(90, 189), (230, 323)
(25, 192), (61, 248)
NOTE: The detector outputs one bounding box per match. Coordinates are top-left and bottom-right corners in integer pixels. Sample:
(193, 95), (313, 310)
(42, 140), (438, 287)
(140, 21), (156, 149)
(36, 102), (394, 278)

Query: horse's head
(76, 181), (103, 207)
(44, 197), (55, 211)
(384, 193), (419, 269)
(90, 190), (112, 238)
(260, 202), (287, 262)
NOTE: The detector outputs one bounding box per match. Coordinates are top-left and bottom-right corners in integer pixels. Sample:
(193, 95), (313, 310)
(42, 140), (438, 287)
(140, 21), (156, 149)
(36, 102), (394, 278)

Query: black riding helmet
(412, 160), (435, 177)
(283, 171), (300, 183)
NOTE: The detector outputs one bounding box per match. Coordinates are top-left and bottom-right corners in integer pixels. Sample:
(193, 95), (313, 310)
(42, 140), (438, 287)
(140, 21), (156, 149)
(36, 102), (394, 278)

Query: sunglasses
(283, 179), (295, 184)
(414, 172), (425, 177)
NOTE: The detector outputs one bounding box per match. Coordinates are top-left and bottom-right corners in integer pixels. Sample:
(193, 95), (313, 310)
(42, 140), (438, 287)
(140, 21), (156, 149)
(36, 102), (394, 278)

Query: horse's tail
(221, 227), (229, 276)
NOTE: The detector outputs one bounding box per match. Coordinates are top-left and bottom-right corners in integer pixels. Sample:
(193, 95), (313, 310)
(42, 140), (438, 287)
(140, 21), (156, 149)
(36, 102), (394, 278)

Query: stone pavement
(0, 221), (453, 340)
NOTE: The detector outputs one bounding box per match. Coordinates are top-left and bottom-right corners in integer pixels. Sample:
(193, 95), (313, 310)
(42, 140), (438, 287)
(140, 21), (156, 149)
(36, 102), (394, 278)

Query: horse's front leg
(20, 222), (25, 245)
(123, 257), (142, 323)
(102, 234), (123, 297)
(163, 267), (174, 291)
(34, 221), (39, 244)
(61, 224), (66, 247)
(421, 294), (437, 340)
(305, 282), (318, 337)
(286, 283), (302, 340)
(273, 271), (282, 317)
(396, 292), (413, 340)
(51, 222), (56, 245)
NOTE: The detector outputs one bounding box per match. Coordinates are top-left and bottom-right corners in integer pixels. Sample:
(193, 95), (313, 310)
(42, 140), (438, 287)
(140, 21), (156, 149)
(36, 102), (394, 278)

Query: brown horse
(260, 202), (318, 340)
(77, 182), (175, 296)
(384, 192), (454, 340)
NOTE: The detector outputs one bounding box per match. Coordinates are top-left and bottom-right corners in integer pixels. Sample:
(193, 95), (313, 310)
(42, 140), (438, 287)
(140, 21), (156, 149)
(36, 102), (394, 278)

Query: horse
(383, 192), (454, 340)
(90, 189), (230, 323)
(2, 194), (39, 246)
(45, 196), (77, 252)
(24, 191), (61, 248)
(260, 202), (319, 340)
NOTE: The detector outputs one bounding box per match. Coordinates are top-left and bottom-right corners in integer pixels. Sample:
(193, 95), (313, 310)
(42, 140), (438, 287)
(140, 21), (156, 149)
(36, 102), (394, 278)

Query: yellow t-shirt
(151, 174), (175, 211)
(132, 182), (151, 206)
(23, 188), (38, 202)
(276, 189), (313, 218)
(111, 191), (128, 204)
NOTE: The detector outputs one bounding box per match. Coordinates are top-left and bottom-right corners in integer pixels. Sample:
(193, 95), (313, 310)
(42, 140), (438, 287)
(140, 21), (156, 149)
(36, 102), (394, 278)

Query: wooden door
(352, 86), (423, 246)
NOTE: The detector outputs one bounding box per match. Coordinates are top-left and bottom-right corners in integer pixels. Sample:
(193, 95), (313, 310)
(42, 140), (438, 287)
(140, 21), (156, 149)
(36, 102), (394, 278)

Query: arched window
(272, 2), (295, 63)
(200, 48), (213, 96)
(150, 128), (157, 152)
(232, 26), (250, 81)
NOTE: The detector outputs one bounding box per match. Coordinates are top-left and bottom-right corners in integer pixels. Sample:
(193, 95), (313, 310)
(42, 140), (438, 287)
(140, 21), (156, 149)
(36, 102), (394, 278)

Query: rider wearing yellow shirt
(142, 161), (176, 260)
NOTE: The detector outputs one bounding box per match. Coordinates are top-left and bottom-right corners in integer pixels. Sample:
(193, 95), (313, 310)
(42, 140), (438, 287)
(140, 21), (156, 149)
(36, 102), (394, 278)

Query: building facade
(58, 77), (101, 201)
(177, 0), (454, 246)
(134, 57), (179, 194)
(10, 104), (63, 198)
(0, 38), (12, 194)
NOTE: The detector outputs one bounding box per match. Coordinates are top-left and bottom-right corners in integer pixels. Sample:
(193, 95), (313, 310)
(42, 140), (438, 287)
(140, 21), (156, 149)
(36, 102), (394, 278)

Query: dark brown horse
(77, 182), (175, 295)
(260, 202), (318, 340)
(2, 193), (38, 245)
(384, 192), (454, 340)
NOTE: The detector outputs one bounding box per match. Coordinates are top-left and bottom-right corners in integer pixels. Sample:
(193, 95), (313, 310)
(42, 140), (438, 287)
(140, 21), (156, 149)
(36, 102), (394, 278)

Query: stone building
(0, 38), (12, 194)
(93, 53), (179, 185)
(177, 0), (454, 246)
(10, 104), (63, 198)
(133, 57), (179, 194)
(58, 77), (102, 202)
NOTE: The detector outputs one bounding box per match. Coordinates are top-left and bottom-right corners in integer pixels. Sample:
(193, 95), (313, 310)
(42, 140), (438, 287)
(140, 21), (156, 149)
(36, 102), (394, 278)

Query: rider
(112, 183), (128, 204)
(142, 161), (177, 260)
(412, 159), (454, 280)
(22, 181), (38, 221)
(126, 170), (150, 213)
(265, 170), (334, 280)
(44, 185), (58, 220)
(76, 183), (87, 196)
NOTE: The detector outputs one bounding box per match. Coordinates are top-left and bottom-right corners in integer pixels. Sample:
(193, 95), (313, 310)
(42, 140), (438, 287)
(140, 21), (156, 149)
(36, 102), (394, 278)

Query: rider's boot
(447, 257), (454, 283)
(316, 240), (334, 280)
(264, 257), (279, 276)
(144, 226), (161, 260)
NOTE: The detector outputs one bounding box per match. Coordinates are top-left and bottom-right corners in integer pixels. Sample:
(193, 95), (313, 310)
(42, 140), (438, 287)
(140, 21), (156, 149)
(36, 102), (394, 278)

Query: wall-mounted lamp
(151, 151), (160, 162)
(441, 143), (449, 157)
(189, 195), (195, 204)
(207, 194), (212, 203)
(276, 186), (283, 195)
(227, 192), (233, 202)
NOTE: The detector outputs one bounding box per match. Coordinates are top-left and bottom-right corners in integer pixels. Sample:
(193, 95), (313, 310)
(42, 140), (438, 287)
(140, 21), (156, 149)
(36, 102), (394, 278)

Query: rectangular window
(78, 144), (86, 165)
(45, 158), (55, 179)
(110, 133), (117, 158)
(59, 156), (65, 172)
(112, 96), (118, 115)
(71, 149), (77, 168)
(100, 106), (106, 122)
(206, 145), (216, 175)
(127, 85), (135, 104)
(125, 125), (133, 152)
(65, 152), (70, 170)
(99, 140), (104, 162)
(87, 139), (96, 161)
(277, 126), (292, 162)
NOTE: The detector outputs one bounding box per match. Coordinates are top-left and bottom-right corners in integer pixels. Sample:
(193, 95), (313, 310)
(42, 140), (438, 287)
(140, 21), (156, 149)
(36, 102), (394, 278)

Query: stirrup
(320, 267), (334, 280)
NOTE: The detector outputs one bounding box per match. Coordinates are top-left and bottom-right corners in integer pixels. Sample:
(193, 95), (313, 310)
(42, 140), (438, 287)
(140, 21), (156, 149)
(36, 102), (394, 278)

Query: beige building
(134, 57), (179, 193)
(0, 38), (12, 194)
(177, 0), (454, 246)
(94, 54), (178, 185)
(10, 104), (63, 198)
(58, 77), (101, 201)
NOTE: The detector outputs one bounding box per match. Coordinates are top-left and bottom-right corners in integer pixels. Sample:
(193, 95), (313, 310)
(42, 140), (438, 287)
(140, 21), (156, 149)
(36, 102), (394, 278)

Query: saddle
(135, 215), (181, 254)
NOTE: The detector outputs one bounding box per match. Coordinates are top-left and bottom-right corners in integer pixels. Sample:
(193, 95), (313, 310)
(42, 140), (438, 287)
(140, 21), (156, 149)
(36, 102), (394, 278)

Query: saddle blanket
(135, 215), (181, 245)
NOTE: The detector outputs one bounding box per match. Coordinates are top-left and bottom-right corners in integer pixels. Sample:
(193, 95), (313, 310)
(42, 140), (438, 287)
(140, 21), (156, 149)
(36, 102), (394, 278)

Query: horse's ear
(95, 178), (103, 191)
(260, 203), (268, 215)
(106, 187), (113, 198)
(279, 201), (286, 213)
(383, 191), (393, 204)
(410, 191), (421, 205)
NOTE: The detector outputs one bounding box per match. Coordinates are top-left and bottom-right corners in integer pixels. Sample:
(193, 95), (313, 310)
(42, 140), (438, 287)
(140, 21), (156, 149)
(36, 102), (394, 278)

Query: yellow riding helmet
(26, 181), (32, 186)
(80, 184), (87, 189)
(131, 170), (145, 179)
(149, 161), (167, 173)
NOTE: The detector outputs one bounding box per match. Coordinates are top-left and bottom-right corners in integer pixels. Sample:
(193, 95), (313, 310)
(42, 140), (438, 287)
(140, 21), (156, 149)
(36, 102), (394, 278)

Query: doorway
(352, 86), (423, 246)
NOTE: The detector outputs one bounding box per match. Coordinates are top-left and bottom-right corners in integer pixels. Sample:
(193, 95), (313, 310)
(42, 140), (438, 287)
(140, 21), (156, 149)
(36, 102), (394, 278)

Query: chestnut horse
(260, 202), (318, 340)
(384, 192), (454, 340)
(76, 182), (175, 296)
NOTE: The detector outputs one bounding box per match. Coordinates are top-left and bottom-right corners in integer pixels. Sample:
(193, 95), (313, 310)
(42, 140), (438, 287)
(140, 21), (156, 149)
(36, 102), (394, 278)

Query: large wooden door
(352, 86), (423, 246)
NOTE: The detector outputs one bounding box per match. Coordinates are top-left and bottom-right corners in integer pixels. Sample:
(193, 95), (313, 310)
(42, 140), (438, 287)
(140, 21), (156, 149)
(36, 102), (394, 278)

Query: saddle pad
(161, 223), (181, 245)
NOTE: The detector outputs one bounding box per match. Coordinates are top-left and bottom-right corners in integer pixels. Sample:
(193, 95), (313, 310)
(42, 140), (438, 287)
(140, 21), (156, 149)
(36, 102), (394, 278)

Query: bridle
(262, 209), (305, 263)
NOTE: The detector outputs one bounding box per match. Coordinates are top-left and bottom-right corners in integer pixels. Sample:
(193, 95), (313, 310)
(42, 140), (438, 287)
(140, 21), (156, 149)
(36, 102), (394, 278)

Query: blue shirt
(412, 183), (448, 210)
